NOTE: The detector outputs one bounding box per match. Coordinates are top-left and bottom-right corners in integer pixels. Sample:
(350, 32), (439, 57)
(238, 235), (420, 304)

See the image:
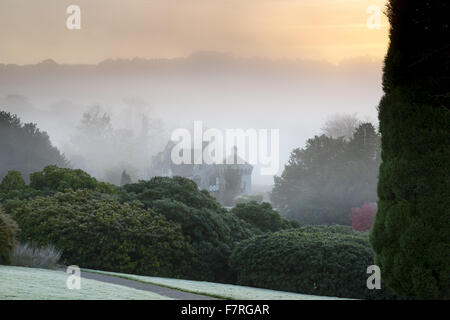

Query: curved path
(80, 270), (219, 300)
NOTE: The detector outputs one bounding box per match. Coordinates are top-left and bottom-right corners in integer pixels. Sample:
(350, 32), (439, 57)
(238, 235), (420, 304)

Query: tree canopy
(272, 123), (380, 225)
(0, 111), (68, 182)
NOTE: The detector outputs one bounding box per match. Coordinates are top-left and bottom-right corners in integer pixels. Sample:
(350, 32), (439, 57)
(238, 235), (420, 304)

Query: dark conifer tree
(370, 0), (450, 299)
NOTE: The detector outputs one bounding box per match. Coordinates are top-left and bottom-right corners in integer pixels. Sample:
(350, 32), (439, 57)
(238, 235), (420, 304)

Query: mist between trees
(1, 106), (379, 225)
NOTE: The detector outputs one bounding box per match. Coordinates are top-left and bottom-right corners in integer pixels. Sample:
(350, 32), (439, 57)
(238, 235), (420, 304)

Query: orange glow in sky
(0, 0), (389, 64)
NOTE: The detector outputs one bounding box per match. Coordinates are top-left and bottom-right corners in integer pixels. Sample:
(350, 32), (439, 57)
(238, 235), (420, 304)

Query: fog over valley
(0, 52), (383, 185)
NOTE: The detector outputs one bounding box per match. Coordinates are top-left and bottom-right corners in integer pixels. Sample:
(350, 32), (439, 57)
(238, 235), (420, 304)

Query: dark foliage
(119, 176), (221, 211)
(382, 0), (450, 106)
(371, 0), (450, 299)
(0, 111), (69, 182)
(30, 165), (116, 194)
(371, 91), (450, 299)
(230, 226), (398, 299)
(119, 176), (256, 283)
(12, 190), (192, 277)
(0, 170), (26, 192)
(0, 166), (116, 212)
(0, 170), (31, 204)
(230, 201), (299, 233)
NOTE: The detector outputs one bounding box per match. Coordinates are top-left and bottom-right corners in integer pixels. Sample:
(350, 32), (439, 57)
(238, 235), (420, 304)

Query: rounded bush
(151, 198), (256, 283)
(231, 201), (282, 232)
(231, 201), (299, 233)
(30, 165), (116, 194)
(119, 176), (221, 211)
(0, 211), (19, 264)
(230, 226), (397, 299)
(119, 176), (257, 283)
(12, 190), (192, 277)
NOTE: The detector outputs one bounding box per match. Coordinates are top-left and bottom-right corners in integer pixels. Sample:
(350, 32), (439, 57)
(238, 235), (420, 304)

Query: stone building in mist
(151, 142), (253, 202)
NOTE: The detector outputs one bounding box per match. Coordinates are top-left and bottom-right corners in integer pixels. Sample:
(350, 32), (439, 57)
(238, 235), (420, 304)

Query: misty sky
(0, 0), (388, 64)
(0, 0), (389, 187)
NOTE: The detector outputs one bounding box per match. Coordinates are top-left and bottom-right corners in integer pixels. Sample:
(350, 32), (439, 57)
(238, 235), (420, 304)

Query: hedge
(230, 226), (398, 299)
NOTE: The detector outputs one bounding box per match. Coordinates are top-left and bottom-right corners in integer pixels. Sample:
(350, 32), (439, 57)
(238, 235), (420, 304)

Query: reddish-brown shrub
(350, 202), (377, 231)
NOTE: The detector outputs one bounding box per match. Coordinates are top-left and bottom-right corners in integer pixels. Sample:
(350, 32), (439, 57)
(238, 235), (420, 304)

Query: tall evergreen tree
(370, 1), (450, 299)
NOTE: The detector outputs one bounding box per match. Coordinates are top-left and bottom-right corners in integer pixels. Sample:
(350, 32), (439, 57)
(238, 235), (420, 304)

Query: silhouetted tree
(382, 0), (450, 106)
(0, 111), (69, 182)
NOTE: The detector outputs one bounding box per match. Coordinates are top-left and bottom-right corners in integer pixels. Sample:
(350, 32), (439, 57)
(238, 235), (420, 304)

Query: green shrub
(230, 226), (398, 299)
(119, 177), (257, 283)
(0, 170), (26, 193)
(230, 201), (298, 233)
(119, 176), (221, 211)
(151, 198), (256, 283)
(12, 190), (192, 277)
(0, 211), (19, 264)
(30, 165), (116, 194)
(0, 170), (34, 205)
(0, 167), (115, 209)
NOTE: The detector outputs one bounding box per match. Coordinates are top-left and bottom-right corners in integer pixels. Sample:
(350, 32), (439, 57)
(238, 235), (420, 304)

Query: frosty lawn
(0, 265), (171, 300)
(85, 269), (347, 300)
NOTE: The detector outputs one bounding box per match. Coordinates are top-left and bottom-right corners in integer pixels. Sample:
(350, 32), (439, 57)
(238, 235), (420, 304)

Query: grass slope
(0, 265), (171, 300)
(85, 269), (347, 300)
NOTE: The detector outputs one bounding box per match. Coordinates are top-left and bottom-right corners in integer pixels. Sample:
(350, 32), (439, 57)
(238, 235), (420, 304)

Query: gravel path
(80, 270), (219, 300)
